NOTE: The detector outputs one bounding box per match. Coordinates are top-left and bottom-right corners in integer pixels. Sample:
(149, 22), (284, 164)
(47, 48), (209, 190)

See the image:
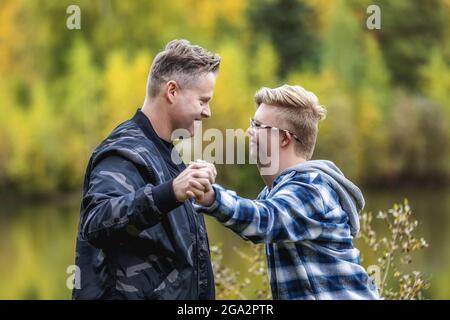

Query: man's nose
(201, 105), (211, 119)
(246, 126), (254, 137)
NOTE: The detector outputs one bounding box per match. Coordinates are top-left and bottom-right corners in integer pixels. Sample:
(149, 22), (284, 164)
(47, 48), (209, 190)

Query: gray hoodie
(279, 160), (365, 236)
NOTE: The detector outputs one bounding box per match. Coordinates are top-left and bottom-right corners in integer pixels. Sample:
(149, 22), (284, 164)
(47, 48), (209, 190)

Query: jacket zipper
(185, 200), (199, 297)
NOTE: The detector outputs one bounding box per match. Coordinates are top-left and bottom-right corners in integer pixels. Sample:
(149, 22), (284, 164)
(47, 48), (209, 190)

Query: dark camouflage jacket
(72, 109), (215, 300)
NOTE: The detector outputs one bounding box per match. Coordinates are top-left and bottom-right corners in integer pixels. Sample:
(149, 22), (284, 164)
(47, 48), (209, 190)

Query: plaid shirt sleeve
(194, 180), (327, 244)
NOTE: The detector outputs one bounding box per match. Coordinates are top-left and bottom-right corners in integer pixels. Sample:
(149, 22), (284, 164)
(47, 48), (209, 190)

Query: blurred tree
(0, 0), (26, 75)
(101, 50), (150, 135)
(388, 92), (448, 183)
(356, 35), (392, 182)
(421, 49), (450, 176)
(421, 49), (450, 116)
(0, 79), (15, 187)
(6, 83), (63, 193)
(288, 70), (362, 180)
(248, 0), (320, 78)
(375, 0), (448, 89)
(58, 37), (102, 189)
(249, 41), (279, 89)
(360, 35), (392, 115)
(322, 0), (364, 90)
(0, 0), (449, 193)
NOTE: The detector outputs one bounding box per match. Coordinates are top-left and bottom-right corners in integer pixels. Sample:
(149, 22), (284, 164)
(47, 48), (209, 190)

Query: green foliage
(0, 0), (448, 192)
(248, 0), (320, 77)
(322, 0), (365, 90)
(388, 92), (449, 182)
(0, 0), (447, 301)
(374, 0), (448, 89)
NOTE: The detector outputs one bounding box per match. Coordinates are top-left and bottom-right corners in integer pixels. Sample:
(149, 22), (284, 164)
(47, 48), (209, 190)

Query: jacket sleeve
(80, 155), (183, 248)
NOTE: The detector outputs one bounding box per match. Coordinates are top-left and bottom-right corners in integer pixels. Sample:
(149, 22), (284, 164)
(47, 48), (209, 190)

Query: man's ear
(281, 131), (293, 148)
(164, 80), (178, 104)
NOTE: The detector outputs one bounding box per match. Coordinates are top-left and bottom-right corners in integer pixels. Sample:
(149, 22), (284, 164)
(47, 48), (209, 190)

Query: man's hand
(188, 160), (216, 206)
(172, 161), (216, 202)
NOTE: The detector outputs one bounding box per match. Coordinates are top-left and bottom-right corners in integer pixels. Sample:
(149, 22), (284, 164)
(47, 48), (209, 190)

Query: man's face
(247, 103), (282, 169)
(171, 72), (216, 136)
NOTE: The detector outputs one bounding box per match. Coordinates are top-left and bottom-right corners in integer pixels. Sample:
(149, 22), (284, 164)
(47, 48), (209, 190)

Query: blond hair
(148, 39), (221, 97)
(254, 84), (326, 159)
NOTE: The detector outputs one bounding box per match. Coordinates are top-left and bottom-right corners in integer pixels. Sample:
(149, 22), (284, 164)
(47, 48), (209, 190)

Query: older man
(73, 39), (219, 300)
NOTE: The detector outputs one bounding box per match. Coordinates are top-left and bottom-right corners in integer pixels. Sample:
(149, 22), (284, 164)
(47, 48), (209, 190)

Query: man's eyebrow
(200, 96), (212, 101)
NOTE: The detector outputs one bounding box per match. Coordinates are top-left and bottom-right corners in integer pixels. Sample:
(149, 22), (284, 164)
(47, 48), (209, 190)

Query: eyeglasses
(249, 118), (301, 142)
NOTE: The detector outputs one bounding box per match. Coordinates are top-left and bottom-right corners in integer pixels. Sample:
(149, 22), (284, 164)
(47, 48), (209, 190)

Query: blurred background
(0, 0), (449, 299)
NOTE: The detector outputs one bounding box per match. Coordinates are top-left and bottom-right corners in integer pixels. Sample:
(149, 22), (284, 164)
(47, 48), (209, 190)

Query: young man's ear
(280, 131), (292, 148)
(165, 80), (178, 104)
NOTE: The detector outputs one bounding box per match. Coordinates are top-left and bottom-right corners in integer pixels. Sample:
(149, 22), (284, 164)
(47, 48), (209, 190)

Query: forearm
(196, 183), (322, 243)
(81, 184), (166, 246)
(196, 185), (278, 243)
(80, 156), (183, 248)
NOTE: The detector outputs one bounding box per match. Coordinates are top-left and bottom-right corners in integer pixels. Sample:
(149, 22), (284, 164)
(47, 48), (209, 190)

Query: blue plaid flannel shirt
(195, 170), (379, 300)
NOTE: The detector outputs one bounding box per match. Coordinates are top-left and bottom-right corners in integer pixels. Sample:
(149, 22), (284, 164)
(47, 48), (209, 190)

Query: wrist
(202, 189), (216, 207)
(153, 179), (183, 213)
(171, 179), (184, 202)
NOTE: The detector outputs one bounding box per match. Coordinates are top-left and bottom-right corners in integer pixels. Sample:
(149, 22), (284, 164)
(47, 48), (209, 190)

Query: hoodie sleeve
(195, 180), (330, 244)
(80, 155), (183, 248)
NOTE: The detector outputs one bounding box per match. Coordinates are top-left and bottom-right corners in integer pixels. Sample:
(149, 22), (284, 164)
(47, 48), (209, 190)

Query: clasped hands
(173, 160), (216, 206)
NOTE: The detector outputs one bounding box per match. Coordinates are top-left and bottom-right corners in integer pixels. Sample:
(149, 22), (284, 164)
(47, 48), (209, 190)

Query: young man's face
(171, 72), (216, 136)
(248, 103), (282, 171)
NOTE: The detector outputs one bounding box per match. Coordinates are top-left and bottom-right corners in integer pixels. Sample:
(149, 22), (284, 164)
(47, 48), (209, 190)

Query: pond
(0, 186), (448, 299)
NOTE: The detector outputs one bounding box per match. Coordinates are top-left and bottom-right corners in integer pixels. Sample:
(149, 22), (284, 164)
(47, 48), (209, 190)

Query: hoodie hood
(280, 160), (365, 237)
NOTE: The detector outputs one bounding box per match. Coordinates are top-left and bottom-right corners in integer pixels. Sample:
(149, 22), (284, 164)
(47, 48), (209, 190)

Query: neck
(141, 98), (173, 143)
(260, 154), (307, 188)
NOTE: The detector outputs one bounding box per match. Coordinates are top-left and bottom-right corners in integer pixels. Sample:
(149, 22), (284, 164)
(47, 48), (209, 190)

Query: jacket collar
(132, 108), (185, 171)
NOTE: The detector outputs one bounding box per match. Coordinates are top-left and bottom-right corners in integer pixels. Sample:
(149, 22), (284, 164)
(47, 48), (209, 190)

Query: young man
(73, 39), (219, 300)
(193, 84), (380, 300)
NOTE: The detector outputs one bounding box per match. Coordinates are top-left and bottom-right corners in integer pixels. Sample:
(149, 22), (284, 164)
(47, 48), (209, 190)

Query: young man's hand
(193, 179), (216, 207)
